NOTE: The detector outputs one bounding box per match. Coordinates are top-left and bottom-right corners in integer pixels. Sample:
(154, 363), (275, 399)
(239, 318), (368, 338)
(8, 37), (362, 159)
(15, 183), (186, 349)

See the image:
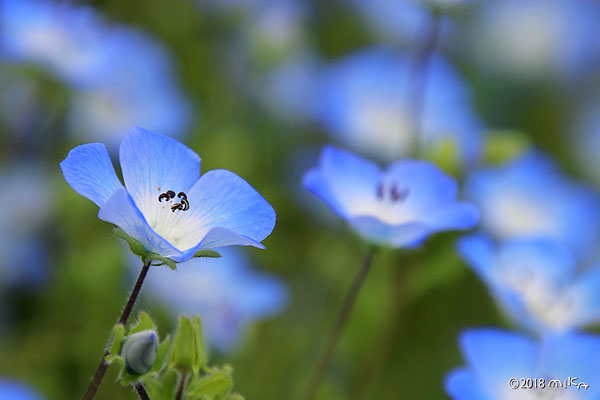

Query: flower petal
(302, 168), (346, 218)
(427, 202), (480, 231)
(445, 369), (492, 400)
(60, 143), (122, 207)
(348, 216), (429, 247)
(98, 187), (184, 260)
(119, 127), (201, 222)
(173, 169), (276, 251)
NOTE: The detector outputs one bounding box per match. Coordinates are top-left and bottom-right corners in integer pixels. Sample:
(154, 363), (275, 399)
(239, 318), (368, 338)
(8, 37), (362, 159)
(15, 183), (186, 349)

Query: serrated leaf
(193, 249), (222, 258)
(149, 335), (171, 374)
(191, 316), (207, 373)
(107, 324), (126, 362)
(129, 312), (156, 335)
(169, 316), (195, 372)
(187, 372), (233, 400)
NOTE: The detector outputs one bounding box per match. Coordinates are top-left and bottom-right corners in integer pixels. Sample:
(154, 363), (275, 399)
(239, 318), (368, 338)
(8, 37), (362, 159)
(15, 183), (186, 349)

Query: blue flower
(446, 328), (600, 399)
(464, 0), (600, 80)
(458, 234), (600, 335)
(313, 48), (483, 163)
(139, 248), (288, 351)
(303, 145), (479, 248)
(465, 150), (600, 262)
(60, 127), (276, 263)
(0, 378), (43, 400)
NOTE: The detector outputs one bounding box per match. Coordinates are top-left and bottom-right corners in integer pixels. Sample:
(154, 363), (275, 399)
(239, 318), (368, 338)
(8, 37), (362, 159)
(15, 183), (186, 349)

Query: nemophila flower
(313, 48), (483, 163)
(0, 164), (51, 290)
(303, 146), (479, 248)
(463, 0), (600, 81)
(465, 151), (600, 262)
(0, 0), (191, 145)
(446, 328), (600, 399)
(139, 248), (288, 351)
(0, 378), (43, 400)
(60, 127), (276, 264)
(458, 235), (600, 335)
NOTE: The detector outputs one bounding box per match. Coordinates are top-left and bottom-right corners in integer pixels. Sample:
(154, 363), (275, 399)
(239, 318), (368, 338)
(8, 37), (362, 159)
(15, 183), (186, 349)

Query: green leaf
(129, 311), (156, 335)
(187, 371), (233, 400)
(193, 249), (222, 258)
(144, 369), (179, 400)
(191, 316), (207, 373)
(169, 316), (196, 372)
(226, 394), (245, 400)
(106, 324), (126, 363)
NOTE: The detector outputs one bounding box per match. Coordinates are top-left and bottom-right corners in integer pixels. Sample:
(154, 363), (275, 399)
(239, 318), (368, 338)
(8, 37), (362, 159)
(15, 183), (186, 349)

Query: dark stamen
(376, 182), (384, 199)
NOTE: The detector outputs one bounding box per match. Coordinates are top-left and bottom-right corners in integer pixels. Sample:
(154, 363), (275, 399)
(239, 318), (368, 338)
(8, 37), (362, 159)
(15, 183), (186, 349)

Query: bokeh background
(2, 0), (600, 399)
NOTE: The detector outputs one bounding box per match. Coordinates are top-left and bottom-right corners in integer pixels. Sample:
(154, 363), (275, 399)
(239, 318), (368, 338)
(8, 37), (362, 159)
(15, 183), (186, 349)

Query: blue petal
(427, 202), (480, 231)
(302, 168), (346, 218)
(456, 233), (498, 284)
(0, 378), (42, 400)
(348, 216), (429, 247)
(182, 169), (276, 249)
(119, 127), (200, 216)
(98, 187), (184, 260)
(565, 267), (600, 328)
(60, 143), (122, 207)
(314, 145), (382, 217)
(460, 329), (538, 393)
(445, 369), (492, 400)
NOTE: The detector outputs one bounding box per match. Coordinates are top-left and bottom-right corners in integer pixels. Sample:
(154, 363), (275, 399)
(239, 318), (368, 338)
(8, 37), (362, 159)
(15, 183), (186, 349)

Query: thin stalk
(175, 373), (187, 400)
(304, 248), (376, 400)
(83, 261), (152, 400)
(134, 382), (151, 400)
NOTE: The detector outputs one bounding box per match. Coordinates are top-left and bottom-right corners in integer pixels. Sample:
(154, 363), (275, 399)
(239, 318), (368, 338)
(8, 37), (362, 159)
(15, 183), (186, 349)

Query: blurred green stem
(134, 382), (150, 400)
(83, 260), (152, 400)
(304, 248), (376, 400)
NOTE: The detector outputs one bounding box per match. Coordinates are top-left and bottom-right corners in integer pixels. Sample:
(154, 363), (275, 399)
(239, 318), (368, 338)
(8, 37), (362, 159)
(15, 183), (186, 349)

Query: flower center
(158, 190), (190, 212)
(376, 182), (409, 203)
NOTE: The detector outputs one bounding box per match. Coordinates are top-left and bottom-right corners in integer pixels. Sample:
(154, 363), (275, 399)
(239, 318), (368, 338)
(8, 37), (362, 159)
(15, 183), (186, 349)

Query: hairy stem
(304, 249), (376, 400)
(83, 261), (152, 400)
(134, 382), (151, 400)
(175, 373), (187, 400)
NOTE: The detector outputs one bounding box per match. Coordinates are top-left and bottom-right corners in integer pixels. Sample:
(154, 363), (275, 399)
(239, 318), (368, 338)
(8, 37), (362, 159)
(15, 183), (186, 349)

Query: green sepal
(143, 369), (179, 400)
(169, 316), (196, 372)
(422, 137), (461, 176)
(483, 130), (531, 165)
(114, 228), (177, 270)
(193, 249), (222, 258)
(129, 311), (156, 335)
(187, 368), (233, 400)
(106, 324), (126, 363)
(149, 335), (171, 374)
(191, 316), (207, 372)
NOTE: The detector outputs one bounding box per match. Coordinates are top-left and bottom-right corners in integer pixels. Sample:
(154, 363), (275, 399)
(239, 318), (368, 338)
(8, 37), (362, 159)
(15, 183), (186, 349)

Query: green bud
(121, 330), (159, 375)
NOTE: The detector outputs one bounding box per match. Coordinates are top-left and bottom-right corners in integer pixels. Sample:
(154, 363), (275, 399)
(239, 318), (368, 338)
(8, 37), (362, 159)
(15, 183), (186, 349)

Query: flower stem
(134, 382), (151, 400)
(175, 373), (187, 400)
(304, 248), (376, 400)
(83, 260), (152, 400)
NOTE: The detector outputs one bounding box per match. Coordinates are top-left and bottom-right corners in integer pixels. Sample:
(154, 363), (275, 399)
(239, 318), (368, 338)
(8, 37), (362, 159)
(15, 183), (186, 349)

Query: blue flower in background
(464, 0), (600, 80)
(0, 164), (51, 290)
(140, 248), (288, 351)
(465, 151), (600, 262)
(0, 0), (191, 145)
(303, 146), (479, 248)
(313, 48), (483, 163)
(446, 328), (600, 399)
(0, 378), (43, 400)
(458, 235), (600, 335)
(60, 127), (276, 263)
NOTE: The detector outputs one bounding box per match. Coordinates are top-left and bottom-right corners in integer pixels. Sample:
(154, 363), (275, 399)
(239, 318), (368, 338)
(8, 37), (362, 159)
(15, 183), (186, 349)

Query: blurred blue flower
(446, 328), (600, 399)
(313, 48), (483, 163)
(303, 146), (479, 248)
(60, 127), (276, 263)
(0, 0), (191, 145)
(0, 164), (51, 290)
(459, 235), (600, 335)
(141, 248), (288, 351)
(464, 0), (600, 80)
(465, 151), (600, 262)
(0, 378), (43, 400)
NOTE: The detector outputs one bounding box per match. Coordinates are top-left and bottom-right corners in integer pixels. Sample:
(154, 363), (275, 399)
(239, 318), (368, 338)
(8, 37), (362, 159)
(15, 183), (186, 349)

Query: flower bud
(120, 330), (158, 375)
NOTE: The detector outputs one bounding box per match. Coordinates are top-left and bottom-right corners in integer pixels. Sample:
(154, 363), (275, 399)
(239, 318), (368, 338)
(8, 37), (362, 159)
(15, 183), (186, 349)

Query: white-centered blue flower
(458, 235), (600, 335)
(60, 127), (276, 263)
(465, 151), (600, 262)
(0, 378), (43, 400)
(313, 48), (483, 163)
(446, 328), (600, 399)
(140, 248), (288, 351)
(303, 146), (479, 248)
